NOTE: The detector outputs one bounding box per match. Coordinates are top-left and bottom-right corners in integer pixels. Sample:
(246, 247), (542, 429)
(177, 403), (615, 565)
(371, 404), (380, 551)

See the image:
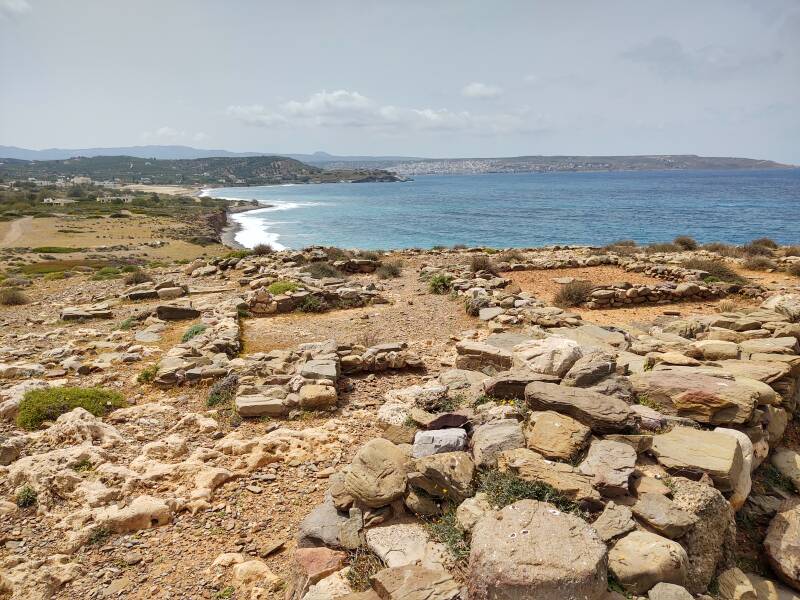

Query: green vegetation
(137, 364), (158, 384)
(118, 316), (136, 330)
(207, 374), (238, 407)
(214, 587), (235, 600)
(43, 271), (66, 281)
(635, 393), (659, 410)
(672, 235), (698, 250)
(554, 280), (592, 308)
(267, 280), (300, 295)
(251, 243), (274, 256)
(91, 267), (122, 280)
(73, 458), (94, 472)
(88, 526), (111, 546)
(424, 505), (470, 564)
(298, 296), (326, 313)
(477, 470), (584, 516)
(32, 246), (84, 254)
(17, 386), (126, 430)
(224, 249), (252, 259)
(428, 274), (453, 294)
(15, 485), (37, 508)
(683, 258), (748, 285)
(0, 288), (29, 305)
(376, 260), (403, 279)
(303, 262), (344, 280)
(182, 323), (208, 342)
(762, 464), (796, 493)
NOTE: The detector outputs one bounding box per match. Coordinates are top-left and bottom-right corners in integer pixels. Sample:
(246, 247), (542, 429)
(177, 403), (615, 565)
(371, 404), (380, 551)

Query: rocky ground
(2, 239), (800, 600)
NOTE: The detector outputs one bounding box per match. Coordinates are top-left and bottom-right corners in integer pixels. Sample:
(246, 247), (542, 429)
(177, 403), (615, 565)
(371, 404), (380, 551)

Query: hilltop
(0, 155), (401, 186)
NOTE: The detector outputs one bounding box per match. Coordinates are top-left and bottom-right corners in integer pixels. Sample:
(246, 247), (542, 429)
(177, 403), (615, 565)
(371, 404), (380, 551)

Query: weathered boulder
(470, 419), (524, 468)
(410, 451), (475, 504)
(578, 439), (636, 497)
(498, 447), (602, 505)
(772, 448), (800, 492)
(765, 501), (800, 592)
(364, 523), (447, 570)
(455, 341), (513, 374)
(761, 294), (800, 322)
(743, 572), (800, 600)
(715, 427), (754, 510)
(155, 305), (201, 320)
(525, 381), (632, 433)
(525, 411), (591, 461)
(483, 370), (560, 400)
(562, 350), (617, 387)
(648, 583), (694, 600)
(592, 501), (636, 542)
(608, 531), (689, 594)
(344, 439), (409, 508)
(717, 567), (758, 600)
(371, 565), (459, 600)
(299, 384), (338, 409)
(513, 336), (584, 377)
(468, 500), (608, 600)
(632, 493), (697, 539)
(630, 370), (759, 425)
(411, 429), (468, 458)
(650, 426), (743, 492)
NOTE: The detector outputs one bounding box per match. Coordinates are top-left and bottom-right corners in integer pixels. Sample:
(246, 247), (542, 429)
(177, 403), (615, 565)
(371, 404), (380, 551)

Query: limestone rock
(364, 522), (447, 570)
(468, 499), (608, 600)
(578, 439), (636, 497)
(608, 531), (689, 594)
(470, 419), (524, 468)
(524, 381), (632, 433)
(562, 350), (617, 387)
(454, 341), (513, 374)
(765, 502), (800, 591)
(299, 384), (338, 410)
(772, 448), (800, 492)
(648, 583), (694, 600)
(592, 501), (636, 542)
(483, 370), (560, 400)
(412, 429), (467, 458)
(344, 439), (409, 508)
(410, 451), (475, 504)
(632, 493), (697, 539)
(370, 565), (459, 600)
(717, 567), (757, 600)
(513, 336), (584, 377)
(524, 410), (591, 461)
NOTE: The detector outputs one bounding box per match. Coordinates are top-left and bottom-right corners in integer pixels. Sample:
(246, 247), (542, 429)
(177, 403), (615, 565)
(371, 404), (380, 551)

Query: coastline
(221, 203), (274, 249)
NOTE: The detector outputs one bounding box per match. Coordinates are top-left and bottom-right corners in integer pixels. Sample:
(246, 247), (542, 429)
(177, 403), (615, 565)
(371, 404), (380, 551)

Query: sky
(1, 0), (799, 162)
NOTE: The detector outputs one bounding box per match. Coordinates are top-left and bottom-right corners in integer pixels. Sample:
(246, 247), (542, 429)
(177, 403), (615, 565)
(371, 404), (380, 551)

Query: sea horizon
(204, 168), (800, 250)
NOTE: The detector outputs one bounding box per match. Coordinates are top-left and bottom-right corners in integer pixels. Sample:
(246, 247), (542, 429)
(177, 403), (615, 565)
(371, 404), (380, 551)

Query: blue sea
(203, 169), (800, 250)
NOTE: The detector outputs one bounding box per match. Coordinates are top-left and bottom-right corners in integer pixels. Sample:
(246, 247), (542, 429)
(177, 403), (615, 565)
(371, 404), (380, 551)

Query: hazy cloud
(0, 0), (31, 19)
(227, 89), (540, 135)
(141, 126), (208, 143)
(461, 82), (503, 99)
(622, 36), (782, 80)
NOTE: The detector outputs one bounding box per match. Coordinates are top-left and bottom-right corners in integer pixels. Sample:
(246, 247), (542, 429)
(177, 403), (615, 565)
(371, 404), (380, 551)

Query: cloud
(140, 126), (209, 144)
(621, 36), (782, 80)
(227, 89), (541, 136)
(461, 82), (503, 99)
(0, 0), (31, 19)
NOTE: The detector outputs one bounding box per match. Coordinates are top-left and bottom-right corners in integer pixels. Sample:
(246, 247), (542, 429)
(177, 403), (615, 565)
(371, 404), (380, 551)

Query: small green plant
(0, 288), (29, 305)
(15, 485), (37, 508)
(118, 317), (136, 330)
(73, 458), (94, 472)
(181, 323), (208, 342)
(88, 526), (111, 545)
(635, 393), (659, 410)
(424, 505), (470, 564)
(224, 249), (252, 259)
(376, 260), (403, 279)
(298, 295), (325, 313)
(17, 387), (126, 430)
(137, 364), (158, 384)
(473, 394), (500, 405)
(477, 470), (584, 516)
(267, 280), (300, 295)
(346, 548), (385, 592)
(43, 271), (66, 281)
(32, 246), (82, 254)
(428, 274), (453, 294)
(554, 280), (592, 308)
(762, 464), (796, 493)
(214, 587), (235, 600)
(207, 374), (238, 407)
(673, 235), (698, 250)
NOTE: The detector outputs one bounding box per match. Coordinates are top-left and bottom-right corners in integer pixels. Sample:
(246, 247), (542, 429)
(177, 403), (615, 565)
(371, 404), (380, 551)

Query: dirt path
(0, 216), (32, 246)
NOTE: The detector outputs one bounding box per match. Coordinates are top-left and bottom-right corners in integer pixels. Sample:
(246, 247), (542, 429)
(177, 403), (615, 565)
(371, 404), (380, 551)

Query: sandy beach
(121, 183), (203, 197)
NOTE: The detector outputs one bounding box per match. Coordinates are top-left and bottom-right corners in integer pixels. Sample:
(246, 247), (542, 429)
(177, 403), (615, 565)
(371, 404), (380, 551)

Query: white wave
(230, 201), (326, 249)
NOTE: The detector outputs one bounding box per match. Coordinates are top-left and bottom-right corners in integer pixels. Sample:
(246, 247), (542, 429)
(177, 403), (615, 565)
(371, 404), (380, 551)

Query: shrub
(428, 274), (453, 294)
(742, 242), (773, 257)
(499, 250), (525, 263)
(358, 251), (381, 261)
(716, 299), (736, 313)
(703, 242), (743, 258)
(15, 485), (37, 508)
(304, 262), (345, 280)
(452, 243), (467, 250)
(683, 258), (748, 285)
(322, 247), (352, 261)
(609, 239), (637, 247)
(224, 249), (252, 259)
(182, 323), (208, 342)
(17, 386), (126, 430)
(424, 505), (470, 564)
(464, 295), (490, 317)
(783, 246), (800, 257)
(298, 296), (326, 313)
(118, 316), (136, 330)
(1, 276), (30, 287)
(207, 373), (238, 407)
(554, 280), (592, 308)
(645, 242), (681, 253)
(251, 243), (274, 256)
(470, 255), (497, 274)
(32, 246), (82, 254)
(123, 270), (152, 285)
(786, 262), (800, 277)
(267, 280), (300, 295)
(743, 256), (776, 271)
(376, 260), (403, 279)
(673, 236), (698, 251)
(477, 470), (583, 515)
(0, 288), (29, 305)
(346, 548), (385, 592)
(137, 364), (158, 384)
(751, 237), (778, 249)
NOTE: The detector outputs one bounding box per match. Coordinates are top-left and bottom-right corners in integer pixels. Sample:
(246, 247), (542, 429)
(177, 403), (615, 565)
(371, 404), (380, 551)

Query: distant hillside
(0, 145), (263, 161)
(0, 155), (401, 185)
